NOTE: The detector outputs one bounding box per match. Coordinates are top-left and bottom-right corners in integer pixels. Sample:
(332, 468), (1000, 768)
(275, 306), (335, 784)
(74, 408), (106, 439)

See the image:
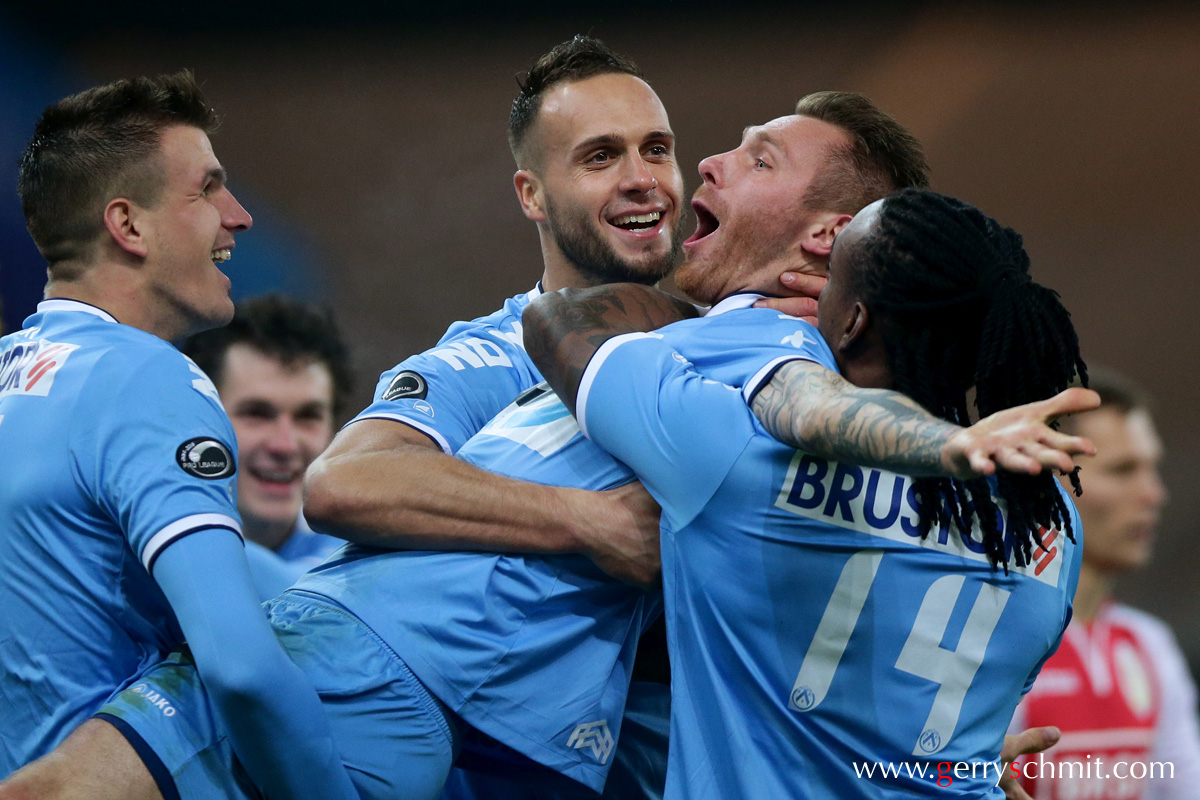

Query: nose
(264, 417), (301, 456)
(218, 188), (253, 232)
(697, 151), (725, 187)
(619, 153), (658, 195)
(1142, 467), (1168, 509)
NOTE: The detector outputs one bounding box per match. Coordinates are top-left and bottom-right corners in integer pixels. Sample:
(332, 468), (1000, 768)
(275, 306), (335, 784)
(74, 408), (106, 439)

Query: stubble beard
(545, 195), (683, 288)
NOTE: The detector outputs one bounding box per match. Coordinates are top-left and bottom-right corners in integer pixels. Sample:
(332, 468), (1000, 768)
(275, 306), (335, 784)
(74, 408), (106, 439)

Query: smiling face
(1070, 407), (1167, 575)
(139, 125), (252, 338)
(220, 343), (334, 544)
(675, 114), (851, 305)
(519, 72), (685, 287)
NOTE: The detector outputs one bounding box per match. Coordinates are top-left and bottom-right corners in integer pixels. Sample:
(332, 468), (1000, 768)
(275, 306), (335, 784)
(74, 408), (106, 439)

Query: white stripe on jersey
(352, 412), (454, 455)
(742, 355), (812, 403)
(577, 332), (661, 439)
(142, 513), (242, 572)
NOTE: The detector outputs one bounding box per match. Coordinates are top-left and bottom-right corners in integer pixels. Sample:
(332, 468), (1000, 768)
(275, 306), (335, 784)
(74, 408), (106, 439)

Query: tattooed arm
(752, 360), (1099, 479)
(523, 283), (700, 414)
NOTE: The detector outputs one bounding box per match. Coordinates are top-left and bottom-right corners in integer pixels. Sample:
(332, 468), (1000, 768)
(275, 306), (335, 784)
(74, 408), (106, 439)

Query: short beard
(545, 195), (682, 287)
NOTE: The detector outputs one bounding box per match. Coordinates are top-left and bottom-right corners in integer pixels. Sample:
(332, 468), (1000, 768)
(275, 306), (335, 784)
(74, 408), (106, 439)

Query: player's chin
(673, 260), (717, 305)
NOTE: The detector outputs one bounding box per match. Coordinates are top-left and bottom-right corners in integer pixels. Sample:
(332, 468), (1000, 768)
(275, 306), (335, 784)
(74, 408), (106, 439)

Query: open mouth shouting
(683, 198), (719, 250)
(211, 247), (233, 265)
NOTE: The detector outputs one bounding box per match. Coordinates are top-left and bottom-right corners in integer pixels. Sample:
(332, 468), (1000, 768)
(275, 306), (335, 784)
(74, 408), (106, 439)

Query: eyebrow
(571, 129), (675, 157)
(203, 167), (228, 187)
(741, 126), (786, 155)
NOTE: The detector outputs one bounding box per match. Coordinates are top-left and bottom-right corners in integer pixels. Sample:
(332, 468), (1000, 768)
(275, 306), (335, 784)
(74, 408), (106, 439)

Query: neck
(538, 232), (588, 291)
(739, 252), (828, 299)
(837, 356), (892, 390)
(1071, 563), (1114, 623)
(47, 263), (182, 341)
(242, 514), (297, 552)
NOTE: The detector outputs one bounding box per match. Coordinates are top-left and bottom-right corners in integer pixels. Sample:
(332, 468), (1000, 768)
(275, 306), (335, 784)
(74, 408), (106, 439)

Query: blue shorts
(441, 680), (669, 800)
(96, 592), (460, 800)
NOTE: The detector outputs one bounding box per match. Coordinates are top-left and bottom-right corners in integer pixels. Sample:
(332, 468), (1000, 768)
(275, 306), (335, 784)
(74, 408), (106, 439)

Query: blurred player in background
(182, 294), (352, 599)
(526, 186), (1095, 799)
(1011, 370), (1200, 799)
(0, 73), (356, 800)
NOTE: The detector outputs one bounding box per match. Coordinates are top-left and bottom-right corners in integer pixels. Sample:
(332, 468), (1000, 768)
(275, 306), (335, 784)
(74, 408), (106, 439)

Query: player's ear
(801, 213), (853, 258)
(103, 197), (150, 259)
(838, 301), (871, 353)
(513, 170), (547, 223)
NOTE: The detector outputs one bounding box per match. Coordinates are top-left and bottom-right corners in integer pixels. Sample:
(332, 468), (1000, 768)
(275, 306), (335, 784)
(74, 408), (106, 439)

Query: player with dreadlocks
(819, 188), (1089, 570)
(524, 186), (1096, 799)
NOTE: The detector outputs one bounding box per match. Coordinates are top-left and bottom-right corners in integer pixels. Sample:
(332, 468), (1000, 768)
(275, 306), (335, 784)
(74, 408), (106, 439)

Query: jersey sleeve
(576, 333), (760, 531)
(1143, 621), (1200, 799)
(72, 347), (242, 572)
(351, 321), (539, 454)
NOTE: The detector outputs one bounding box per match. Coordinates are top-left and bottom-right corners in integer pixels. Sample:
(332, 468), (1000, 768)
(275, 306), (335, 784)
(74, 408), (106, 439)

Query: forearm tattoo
(751, 361), (958, 475)
(523, 283), (698, 413)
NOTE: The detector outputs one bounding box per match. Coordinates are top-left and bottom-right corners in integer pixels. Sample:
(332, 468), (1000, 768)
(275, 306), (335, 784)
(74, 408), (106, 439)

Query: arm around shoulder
(303, 418), (661, 585)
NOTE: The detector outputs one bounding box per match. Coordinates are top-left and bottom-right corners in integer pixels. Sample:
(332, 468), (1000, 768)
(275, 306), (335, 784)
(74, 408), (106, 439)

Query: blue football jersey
(295, 380), (659, 793)
(352, 286), (543, 454)
(577, 294), (1083, 799)
(0, 300), (242, 774)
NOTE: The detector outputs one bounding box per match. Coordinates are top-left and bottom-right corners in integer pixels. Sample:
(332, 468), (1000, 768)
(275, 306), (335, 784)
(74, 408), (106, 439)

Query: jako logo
(131, 682), (177, 717)
(567, 720), (614, 765)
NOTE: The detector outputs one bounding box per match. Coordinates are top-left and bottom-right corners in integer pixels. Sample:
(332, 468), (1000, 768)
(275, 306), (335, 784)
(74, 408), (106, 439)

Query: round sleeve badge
(176, 437), (236, 480)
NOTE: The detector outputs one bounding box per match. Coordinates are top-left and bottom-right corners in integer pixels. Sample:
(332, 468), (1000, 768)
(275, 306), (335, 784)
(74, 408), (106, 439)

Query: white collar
(37, 299), (119, 323)
(705, 292), (767, 317)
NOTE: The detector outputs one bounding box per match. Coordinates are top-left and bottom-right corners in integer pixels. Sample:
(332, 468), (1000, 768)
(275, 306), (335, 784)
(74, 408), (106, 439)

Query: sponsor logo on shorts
(0, 338), (79, 399)
(382, 370), (428, 401)
(131, 683), (177, 717)
(176, 437), (236, 480)
(567, 719), (614, 765)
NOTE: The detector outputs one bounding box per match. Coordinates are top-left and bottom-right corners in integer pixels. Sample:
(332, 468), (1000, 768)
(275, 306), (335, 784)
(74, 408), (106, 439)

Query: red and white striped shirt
(1011, 603), (1200, 800)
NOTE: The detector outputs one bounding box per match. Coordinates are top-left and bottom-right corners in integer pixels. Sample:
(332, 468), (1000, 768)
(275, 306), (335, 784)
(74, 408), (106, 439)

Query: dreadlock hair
(507, 35), (643, 169)
(18, 70), (218, 276)
(850, 188), (1088, 570)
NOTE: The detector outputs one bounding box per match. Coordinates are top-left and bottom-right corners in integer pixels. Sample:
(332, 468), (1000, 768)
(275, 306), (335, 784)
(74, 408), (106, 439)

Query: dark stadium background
(3, 1), (1198, 677)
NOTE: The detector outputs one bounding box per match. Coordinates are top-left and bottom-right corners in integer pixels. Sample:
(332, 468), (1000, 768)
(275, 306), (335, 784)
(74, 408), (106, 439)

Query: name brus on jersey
(0, 335), (80, 398)
(776, 451), (1064, 585)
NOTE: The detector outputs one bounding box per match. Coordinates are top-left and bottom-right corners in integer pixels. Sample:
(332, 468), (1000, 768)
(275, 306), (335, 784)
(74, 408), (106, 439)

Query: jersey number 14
(787, 549), (1010, 756)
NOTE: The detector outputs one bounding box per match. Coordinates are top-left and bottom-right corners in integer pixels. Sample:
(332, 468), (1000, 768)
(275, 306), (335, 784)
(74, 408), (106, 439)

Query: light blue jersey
(0, 300), (241, 774)
(353, 285), (543, 455)
(244, 519), (343, 601)
(346, 284), (668, 797)
(296, 379), (660, 792)
(576, 294), (1083, 799)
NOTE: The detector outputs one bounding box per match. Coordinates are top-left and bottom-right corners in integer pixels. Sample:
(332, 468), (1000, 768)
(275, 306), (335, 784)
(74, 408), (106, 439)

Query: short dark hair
(796, 91), (930, 214)
(507, 35), (643, 168)
(182, 295), (355, 417)
(18, 70), (219, 273)
(1058, 367), (1152, 435)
